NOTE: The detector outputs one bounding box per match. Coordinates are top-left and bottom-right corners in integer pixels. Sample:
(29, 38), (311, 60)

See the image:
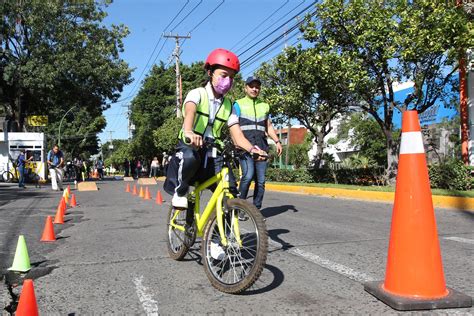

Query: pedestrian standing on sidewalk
(17, 149), (32, 188)
(47, 145), (65, 191)
(149, 157), (160, 178)
(235, 77), (283, 210)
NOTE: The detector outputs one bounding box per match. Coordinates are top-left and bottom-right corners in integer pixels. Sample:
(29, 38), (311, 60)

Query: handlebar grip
(184, 137), (192, 145)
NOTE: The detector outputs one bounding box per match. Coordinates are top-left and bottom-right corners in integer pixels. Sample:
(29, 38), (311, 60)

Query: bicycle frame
(169, 165), (242, 247)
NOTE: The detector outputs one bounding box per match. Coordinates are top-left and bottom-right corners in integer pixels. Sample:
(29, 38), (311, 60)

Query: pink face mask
(213, 75), (233, 95)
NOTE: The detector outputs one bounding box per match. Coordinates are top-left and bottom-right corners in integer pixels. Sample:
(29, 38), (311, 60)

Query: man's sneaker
(172, 193), (188, 208)
(210, 241), (225, 260)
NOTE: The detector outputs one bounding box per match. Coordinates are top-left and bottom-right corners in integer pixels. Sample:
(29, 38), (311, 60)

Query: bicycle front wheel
(202, 198), (268, 294)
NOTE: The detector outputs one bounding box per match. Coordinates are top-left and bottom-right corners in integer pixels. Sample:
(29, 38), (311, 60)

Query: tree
(257, 46), (359, 167)
(153, 113), (182, 154)
(331, 113), (390, 166)
(301, 0), (473, 176)
(0, 0), (131, 154)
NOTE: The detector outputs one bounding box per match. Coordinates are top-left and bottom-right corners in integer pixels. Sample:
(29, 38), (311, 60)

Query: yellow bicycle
(167, 141), (268, 294)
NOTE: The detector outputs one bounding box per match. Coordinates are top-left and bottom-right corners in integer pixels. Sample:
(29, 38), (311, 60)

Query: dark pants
(164, 140), (237, 197)
(239, 153), (268, 209)
(18, 165), (25, 187)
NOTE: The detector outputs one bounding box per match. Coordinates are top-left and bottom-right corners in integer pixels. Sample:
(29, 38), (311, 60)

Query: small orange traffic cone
(40, 216), (56, 242)
(144, 187), (152, 200)
(16, 279), (39, 316)
(67, 184), (71, 195)
(139, 186), (145, 198)
(53, 205), (64, 224)
(132, 184), (138, 195)
(60, 197), (67, 212)
(155, 190), (163, 205)
(364, 111), (472, 310)
(70, 194), (77, 207)
(125, 183), (131, 193)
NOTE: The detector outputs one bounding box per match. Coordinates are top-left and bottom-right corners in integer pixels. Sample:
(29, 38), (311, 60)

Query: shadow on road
(243, 264), (284, 295)
(261, 205), (298, 219)
(0, 188), (44, 208)
(267, 228), (294, 251)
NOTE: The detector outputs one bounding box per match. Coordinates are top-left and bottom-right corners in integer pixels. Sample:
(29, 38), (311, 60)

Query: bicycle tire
(166, 206), (195, 261)
(201, 198), (268, 294)
(2, 171), (14, 183)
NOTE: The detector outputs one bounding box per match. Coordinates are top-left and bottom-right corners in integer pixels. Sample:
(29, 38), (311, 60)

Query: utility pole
(163, 33), (191, 118)
(107, 130), (114, 149)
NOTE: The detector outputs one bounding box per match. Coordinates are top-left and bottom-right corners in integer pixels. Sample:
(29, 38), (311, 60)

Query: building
(274, 125), (308, 146)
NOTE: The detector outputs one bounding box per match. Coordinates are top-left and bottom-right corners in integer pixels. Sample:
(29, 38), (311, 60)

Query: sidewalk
(154, 177), (474, 211)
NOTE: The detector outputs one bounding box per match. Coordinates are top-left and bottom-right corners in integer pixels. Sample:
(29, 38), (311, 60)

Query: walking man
(47, 145), (65, 191)
(235, 77), (283, 210)
(17, 150), (32, 188)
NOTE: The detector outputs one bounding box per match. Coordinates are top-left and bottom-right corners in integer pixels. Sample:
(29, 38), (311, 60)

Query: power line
(241, 29), (301, 74)
(112, 0), (191, 106)
(243, 36), (304, 78)
(180, 0), (226, 47)
(240, 11), (315, 68)
(169, 0), (203, 32)
(230, 0), (291, 51)
(236, 0), (316, 57)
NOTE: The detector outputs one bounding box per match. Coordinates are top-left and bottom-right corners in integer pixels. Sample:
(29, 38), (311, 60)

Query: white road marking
(269, 240), (375, 283)
(443, 237), (474, 245)
(133, 275), (159, 316)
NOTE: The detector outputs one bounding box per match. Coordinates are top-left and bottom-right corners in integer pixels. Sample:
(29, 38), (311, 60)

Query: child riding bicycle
(164, 48), (266, 208)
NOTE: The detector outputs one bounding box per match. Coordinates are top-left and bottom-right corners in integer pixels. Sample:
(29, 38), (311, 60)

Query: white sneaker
(172, 193), (188, 208)
(210, 241), (225, 260)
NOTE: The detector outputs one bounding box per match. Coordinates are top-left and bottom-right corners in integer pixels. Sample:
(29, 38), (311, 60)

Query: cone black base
(364, 281), (472, 311)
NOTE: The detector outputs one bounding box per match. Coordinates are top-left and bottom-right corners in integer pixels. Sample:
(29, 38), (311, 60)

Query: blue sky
(99, 0), (311, 142)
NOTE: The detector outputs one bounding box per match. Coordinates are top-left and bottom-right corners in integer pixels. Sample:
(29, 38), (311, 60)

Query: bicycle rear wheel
(166, 206), (195, 260)
(2, 171), (14, 183)
(202, 198), (268, 294)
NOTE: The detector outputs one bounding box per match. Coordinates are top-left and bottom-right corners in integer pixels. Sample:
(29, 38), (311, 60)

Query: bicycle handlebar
(184, 137), (268, 161)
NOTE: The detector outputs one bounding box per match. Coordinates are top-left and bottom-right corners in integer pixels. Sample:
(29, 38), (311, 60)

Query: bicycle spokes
(205, 206), (260, 285)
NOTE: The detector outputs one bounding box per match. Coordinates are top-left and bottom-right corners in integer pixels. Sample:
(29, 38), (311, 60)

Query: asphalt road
(0, 179), (473, 315)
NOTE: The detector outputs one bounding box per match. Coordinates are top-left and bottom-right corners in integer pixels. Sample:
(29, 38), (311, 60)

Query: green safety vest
(179, 87), (232, 144)
(235, 96), (270, 150)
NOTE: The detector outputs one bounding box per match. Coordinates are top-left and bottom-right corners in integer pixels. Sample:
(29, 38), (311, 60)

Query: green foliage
(299, 0), (473, 171)
(428, 159), (472, 191)
(0, 0), (132, 158)
(266, 168), (313, 183)
(102, 139), (130, 168)
(335, 113), (387, 166)
(257, 44), (359, 166)
(153, 113), (183, 154)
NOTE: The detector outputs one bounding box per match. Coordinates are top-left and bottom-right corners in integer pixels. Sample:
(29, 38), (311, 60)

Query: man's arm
(267, 119), (283, 156)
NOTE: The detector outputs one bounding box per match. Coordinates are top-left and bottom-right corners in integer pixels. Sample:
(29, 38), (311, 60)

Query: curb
(154, 177), (473, 211)
(265, 183), (474, 212)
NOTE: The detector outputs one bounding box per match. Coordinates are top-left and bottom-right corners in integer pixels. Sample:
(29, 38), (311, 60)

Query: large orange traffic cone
(53, 205), (64, 224)
(125, 183), (131, 193)
(155, 190), (163, 205)
(132, 184), (138, 195)
(40, 216), (56, 242)
(139, 186), (145, 198)
(364, 111), (472, 310)
(70, 194), (77, 207)
(16, 279), (39, 316)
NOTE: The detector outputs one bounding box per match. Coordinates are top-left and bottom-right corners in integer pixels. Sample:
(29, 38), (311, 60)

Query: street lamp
(58, 106), (77, 147)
